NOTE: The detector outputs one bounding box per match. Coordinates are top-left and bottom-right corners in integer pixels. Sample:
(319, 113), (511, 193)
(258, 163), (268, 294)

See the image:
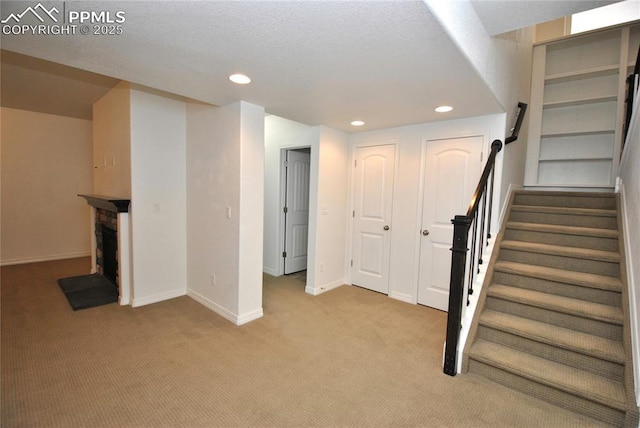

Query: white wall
(93, 81), (131, 198)
(1, 107), (92, 265)
(306, 126), (350, 295)
(187, 101), (264, 325)
(129, 87), (187, 306)
(349, 114), (506, 304)
(619, 93), (640, 404)
(237, 102), (266, 322)
(264, 115), (317, 276)
(187, 102), (240, 318)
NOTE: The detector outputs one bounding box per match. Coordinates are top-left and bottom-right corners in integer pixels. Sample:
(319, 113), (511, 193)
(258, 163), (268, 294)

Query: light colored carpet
(1, 257), (608, 427)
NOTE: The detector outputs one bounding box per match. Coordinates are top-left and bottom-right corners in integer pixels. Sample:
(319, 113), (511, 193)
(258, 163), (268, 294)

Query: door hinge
(480, 152), (483, 162)
(284, 160), (288, 168)
(352, 210), (355, 217)
(283, 251), (287, 258)
(354, 159), (357, 167)
(283, 206), (288, 214)
(350, 260), (353, 267)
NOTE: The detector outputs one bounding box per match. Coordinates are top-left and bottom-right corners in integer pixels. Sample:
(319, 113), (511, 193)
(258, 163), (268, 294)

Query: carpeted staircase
(463, 190), (639, 427)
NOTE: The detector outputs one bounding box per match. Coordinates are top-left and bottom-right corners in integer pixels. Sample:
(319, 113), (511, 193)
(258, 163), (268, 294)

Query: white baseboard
(389, 291), (415, 304)
(262, 267), (277, 276)
(0, 251), (91, 267)
(132, 288), (186, 308)
(187, 289), (263, 325)
(236, 308), (264, 325)
(305, 278), (345, 296)
(619, 183), (640, 405)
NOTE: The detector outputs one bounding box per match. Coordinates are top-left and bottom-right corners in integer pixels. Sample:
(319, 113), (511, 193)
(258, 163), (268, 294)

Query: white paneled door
(351, 144), (395, 294)
(283, 149), (310, 274)
(418, 136), (483, 311)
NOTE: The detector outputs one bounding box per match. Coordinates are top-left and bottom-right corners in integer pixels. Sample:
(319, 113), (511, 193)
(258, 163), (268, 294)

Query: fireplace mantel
(79, 194), (130, 213)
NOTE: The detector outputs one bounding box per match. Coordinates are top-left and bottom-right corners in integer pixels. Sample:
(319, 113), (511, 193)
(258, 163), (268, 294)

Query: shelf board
(538, 157), (612, 163)
(543, 95), (617, 109)
(541, 129), (615, 138)
(526, 183), (614, 190)
(545, 65), (619, 84)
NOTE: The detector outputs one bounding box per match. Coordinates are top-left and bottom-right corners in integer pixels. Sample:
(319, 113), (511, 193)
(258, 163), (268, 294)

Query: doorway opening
(281, 148), (311, 279)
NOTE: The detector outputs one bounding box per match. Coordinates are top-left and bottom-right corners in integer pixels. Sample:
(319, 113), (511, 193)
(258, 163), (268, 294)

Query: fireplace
(95, 209), (119, 289)
(79, 194), (131, 304)
(100, 225), (118, 287)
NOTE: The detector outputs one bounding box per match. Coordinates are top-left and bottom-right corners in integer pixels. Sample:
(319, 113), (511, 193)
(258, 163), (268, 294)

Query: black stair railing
(443, 102), (527, 376)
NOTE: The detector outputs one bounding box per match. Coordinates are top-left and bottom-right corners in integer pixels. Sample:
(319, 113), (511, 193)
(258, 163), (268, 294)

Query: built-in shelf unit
(525, 23), (640, 189)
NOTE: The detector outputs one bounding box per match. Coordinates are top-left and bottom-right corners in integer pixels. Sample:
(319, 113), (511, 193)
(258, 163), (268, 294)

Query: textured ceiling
(0, 0), (620, 131)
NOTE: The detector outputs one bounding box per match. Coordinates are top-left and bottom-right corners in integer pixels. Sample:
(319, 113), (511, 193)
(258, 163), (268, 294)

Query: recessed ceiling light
(351, 120), (365, 126)
(229, 73), (251, 84)
(435, 105), (453, 113)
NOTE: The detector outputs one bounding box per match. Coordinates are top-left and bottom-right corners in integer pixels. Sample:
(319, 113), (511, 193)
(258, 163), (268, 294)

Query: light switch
(225, 206), (231, 219)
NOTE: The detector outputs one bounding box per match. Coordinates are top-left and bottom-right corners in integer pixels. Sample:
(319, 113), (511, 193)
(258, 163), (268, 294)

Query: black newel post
(443, 215), (472, 376)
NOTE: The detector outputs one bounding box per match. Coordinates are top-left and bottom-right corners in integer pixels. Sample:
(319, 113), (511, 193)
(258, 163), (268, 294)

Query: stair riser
(486, 297), (622, 341)
(500, 248), (620, 277)
(467, 359), (625, 426)
(504, 228), (618, 251)
(492, 271), (621, 307)
(477, 326), (624, 381)
(509, 210), (617, 229)
(513, 193), (616, 210)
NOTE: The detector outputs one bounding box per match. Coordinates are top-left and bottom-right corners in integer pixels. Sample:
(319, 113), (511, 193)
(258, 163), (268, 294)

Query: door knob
(383, 225), (390, 231)
(422, 229), (430, 236)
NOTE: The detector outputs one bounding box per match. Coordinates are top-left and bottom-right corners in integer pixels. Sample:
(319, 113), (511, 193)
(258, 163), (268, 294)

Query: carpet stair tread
(493, 261), (622, 292)
(512, 191), (616, 210)
(506, 221), (619, 238)
(500, 240), (620, 263)
(479, 309), (625, 363)
(464, 191), (637, 426)
(469, 340), (627, 410)
(511, 205), (617, 218)
(488, 284), (623, 325)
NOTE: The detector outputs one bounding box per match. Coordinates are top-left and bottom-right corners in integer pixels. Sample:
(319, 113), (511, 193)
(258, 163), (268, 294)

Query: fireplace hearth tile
(57, 274), (118, 311)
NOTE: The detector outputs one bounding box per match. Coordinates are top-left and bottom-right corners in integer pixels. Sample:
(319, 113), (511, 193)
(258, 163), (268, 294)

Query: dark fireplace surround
(95, 209), (118, 287)
(79, 194), (131, 297)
